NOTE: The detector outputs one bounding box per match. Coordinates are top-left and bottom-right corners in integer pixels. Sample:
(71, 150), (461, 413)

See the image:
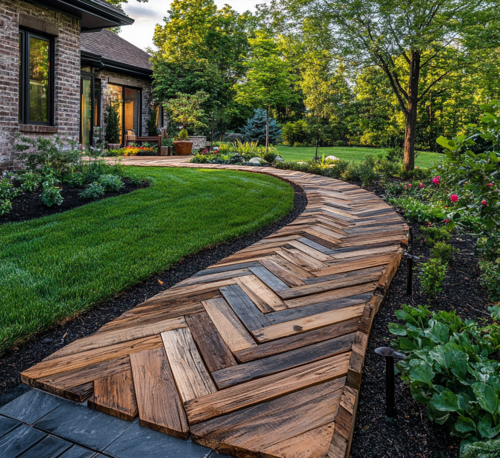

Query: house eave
(81, 51), (152, 78)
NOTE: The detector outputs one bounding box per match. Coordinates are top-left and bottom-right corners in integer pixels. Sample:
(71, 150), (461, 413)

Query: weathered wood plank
(162, 328), (217, 403)
(234, 320), (359, 363)
(186, 357), (347, 424)
(213, 335), (353, 388)
(220, 285), (271, 331)
(202, 297), (257, 352)
(234, 275), (286, 313)
(252, 304), (365, 343)
(130, 347), (189, 439)
(185, 312), (237, 372)
(258, 258), (306, 287)
(248, 266), (290, 292)
(88, 369), (138, 421)
(287, 240), (331, 262)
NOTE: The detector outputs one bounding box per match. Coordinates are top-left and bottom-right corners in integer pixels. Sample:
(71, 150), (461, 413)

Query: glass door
(80, 75), (92, 148)
(124, 88), (140, 137)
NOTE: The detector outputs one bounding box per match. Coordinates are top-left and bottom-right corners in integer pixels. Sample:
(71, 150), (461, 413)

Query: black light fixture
(374, 347), (407, 418)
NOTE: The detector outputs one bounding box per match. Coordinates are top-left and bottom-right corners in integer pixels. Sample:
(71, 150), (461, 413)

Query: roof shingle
(80, 29), (152, 71)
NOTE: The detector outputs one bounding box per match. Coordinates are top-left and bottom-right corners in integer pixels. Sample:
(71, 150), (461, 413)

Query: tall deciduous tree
(235, 32), (298, 150)
(152, 0), (252, 136)
(262, 0), (500, 169)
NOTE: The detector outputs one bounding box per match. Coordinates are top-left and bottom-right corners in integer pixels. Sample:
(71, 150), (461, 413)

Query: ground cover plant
(0, 167), (293, 354)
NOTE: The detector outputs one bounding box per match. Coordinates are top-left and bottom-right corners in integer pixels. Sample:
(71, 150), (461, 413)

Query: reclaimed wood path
(22, 162), (408, 458)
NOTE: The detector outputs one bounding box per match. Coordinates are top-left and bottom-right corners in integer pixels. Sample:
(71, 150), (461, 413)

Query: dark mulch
(0, 180), (306, 397)
(0, 178), (149, 224)
(350, 220), (494, 458)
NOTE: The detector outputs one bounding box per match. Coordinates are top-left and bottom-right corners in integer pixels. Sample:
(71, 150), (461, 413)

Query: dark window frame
(19, 28), (55, 126)
(107, 83), (143, 143)
(80, 67), (101, 147)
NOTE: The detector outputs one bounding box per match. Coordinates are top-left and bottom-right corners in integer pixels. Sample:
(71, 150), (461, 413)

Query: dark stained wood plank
(253, 304), (365, 343)
(88, 369), (138, 421)
(248, 266), (290, 292)
(130, 347), (189, 439)
(31, 357), (130, 402)
(235, 320), (359, 362)
(175, 269), (251, 287)
(191, 381), (343, 456)
(278, 271), (382, 300)
(185, 358), (347, 424)
(161, 328), (217, 402)
(260, 423), (335, 458)
(195, 261), (262, 276)
(185, 312), (237, 372)
(297, 237), (336, 254)
(212, 334), (354, 388)
(202, 297), (257, 352)
(284, 282), (377, 309)
(220, 285), (271, 331)
(258, 258), (305, 287)
(267, 293), (371, 325)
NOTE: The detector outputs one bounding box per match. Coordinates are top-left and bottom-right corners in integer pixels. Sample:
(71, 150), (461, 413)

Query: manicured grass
(277, 146), (442, 169)
(0, 167), (294, 354)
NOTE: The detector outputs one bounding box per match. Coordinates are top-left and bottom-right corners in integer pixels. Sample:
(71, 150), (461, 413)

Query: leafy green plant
(260, 151), (277, 163)
(177, 129), (189, 141)
(126, 174), (144, 187)
(479, 260), (500, 301)
(41, 182), (63, 207)
(390, 197), (446, 222)
(431, 242), (458, 264)
(79, 182), (105, 199)
(18, 172), (42, 192)
(389, 304), (500, 457)
(15, 135), (82, 176)
(421, 226), (451, 245)
(98, 174), (124, 192)
(66, 172), (85, 188)
(0, 178), (20, 200)
(162, 137), (174, 147)
(0, 199), (12, 215)
(419, 258), (447, 299)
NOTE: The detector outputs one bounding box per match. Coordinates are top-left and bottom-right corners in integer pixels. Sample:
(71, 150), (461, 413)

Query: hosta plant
(389, 305), (500, 457)
(41, 182), (63, 207)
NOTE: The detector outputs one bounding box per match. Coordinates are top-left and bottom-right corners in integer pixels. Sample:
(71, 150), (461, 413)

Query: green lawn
(0, 167), (293, 354)
(277, 146), (442, 169)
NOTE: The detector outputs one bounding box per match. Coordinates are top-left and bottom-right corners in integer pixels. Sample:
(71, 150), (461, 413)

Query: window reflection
(29, 36), (49, 123)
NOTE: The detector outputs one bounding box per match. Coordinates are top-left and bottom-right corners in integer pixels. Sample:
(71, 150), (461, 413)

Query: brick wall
(97, 70), (153, 139)
(0, 0), (80, 171)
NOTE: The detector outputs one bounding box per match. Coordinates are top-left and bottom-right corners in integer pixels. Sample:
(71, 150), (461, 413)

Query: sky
(120, 0), (264, 51)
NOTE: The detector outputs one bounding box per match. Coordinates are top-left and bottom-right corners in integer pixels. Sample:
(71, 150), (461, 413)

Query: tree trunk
(266, 107), (269, 152)
(403, 51), (421, 171)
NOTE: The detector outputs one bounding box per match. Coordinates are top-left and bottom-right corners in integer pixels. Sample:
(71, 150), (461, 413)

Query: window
(80, 66), (101, 148)
(19, 29), (53, 125)
(106, 84), (142, 144)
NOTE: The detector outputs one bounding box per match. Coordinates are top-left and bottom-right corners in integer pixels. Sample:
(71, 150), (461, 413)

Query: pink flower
(445, 219), (449, 223)
(450, 194), (458, 203)
(420, 183), (424, 188)
(403, 185), (407, 189)
(408, 184), (412, 188)
(488, 183), (493, 187)
(482, 200), (487, 206)
(432, 176), (440, 185)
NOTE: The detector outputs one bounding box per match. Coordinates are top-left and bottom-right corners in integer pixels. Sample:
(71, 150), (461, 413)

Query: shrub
(41, 182), (63, 207)
(341, 157), (378, 186)
(0, 178), (20, 200)
(282, 120), (313, 146)
(390, 197), (446, 222)
(260, 151), (278, 164)
(15, 135), (82, 175)
(242, 109), (282, 145)
(18, 172), (42, 192)
(177, 129), (189, 140)
(80, 182), (105, 199)
(66, 172), (85, 187)
(419, 258), (447, 299)
(389, 304), (500, 456)
(127, 174), (143, 186)
(104, 102), (121, 144)
(0, 199), (12, 215)
(479, 260), (500, 300)
(431, 242), (458, 264)
(421, 226), (451, 245)
(98, 174), (123, 192)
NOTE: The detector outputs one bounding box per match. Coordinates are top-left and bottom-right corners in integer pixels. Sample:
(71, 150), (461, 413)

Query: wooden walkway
(22, 163), (408, 458)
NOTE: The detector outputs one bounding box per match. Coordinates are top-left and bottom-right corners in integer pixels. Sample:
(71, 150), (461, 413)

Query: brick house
(0, 0), (158, 170)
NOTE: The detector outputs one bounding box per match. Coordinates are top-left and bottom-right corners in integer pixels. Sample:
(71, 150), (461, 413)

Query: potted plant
(164, 91), (208, 155)
(161, 137), (174, 156)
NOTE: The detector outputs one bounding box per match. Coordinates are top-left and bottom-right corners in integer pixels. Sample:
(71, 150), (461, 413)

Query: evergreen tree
(104, 102), (121, 144)
(146, 108), (158, 136)
(242, 109), (282, 145)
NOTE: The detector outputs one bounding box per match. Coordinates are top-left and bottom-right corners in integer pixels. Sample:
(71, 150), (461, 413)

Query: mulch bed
(0, 178), (149, 224)
(0, 180), (306, 397)
(350, 218), (494, 458)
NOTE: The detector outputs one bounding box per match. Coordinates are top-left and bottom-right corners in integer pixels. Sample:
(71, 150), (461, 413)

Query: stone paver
(17, 434), (72, 458)
(0, 415), (21, 439)
(0, 423), (46, 458)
